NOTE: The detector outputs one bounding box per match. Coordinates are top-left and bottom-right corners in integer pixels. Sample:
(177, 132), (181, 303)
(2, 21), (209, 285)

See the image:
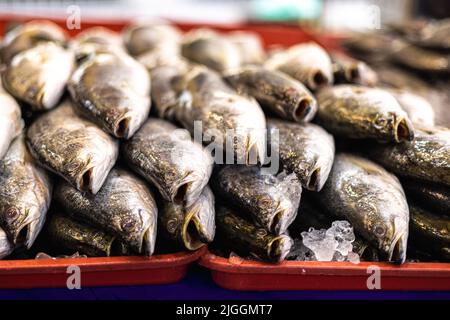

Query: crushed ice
(289, 221), (360, 263)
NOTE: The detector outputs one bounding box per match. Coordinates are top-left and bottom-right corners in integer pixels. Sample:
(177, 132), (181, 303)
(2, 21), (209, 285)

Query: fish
(0, 135), (53, 250)
(26, 100), (119, 194)
(175, 67), (266, 165)
(228, 31), (266, 65)
(0, 88), (24, 160)
(385, 88), (435, 126)
(159, 186), (215, 250)
(331, 53), (378, 86)
(69, 51), (151, 139)
(123, 21), (181, 57)
(409, 19), (450, 51)
(45, 214), (131, 257)
(402, 179), (450, 217)
(265, 42), (333, 90)
(316, 153), (410, 263)
(0, 20), (67, 64)
(150, 60), (190, 120)
(409, 203), (450, 261)
(0, 228), (14, 259)
(390, 43), (450, 74)
(213, 166), (301, 235)
(368, 125), (450, 187)
(2, 42), (74, 111)
(122, 118), (213, 207)
(316, 85), (415, 142)
(54, 168), (158, 255)
(215, 205), (293, 263)
(181, 29), (241, 73)
(267, 118), (335, 191)
(225, 66), (317, 123)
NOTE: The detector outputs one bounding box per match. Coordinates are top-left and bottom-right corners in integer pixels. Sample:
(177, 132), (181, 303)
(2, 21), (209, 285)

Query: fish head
(266, 234), (293, 262)
(371, 215), (408, 264)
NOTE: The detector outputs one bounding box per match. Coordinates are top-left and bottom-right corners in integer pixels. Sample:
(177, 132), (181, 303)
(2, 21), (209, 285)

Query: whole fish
(45, 214), (131, 257)
(2, 42), (74, 111)
(69, 51), (151, 139)
(331, 53), (378, 86)
(228, 31), (266, 65)
(316, 85), (415, 142)
(175, 67), (266, 165)
(225, 66), (317, 123)
(391, 43), (450, 74)
(265, 42), (333, 90)
(0, 88), (23, 160)
(0, 228), (13, 259)
(71, 27), (124, 62)
(317, 153), (410, 263)
(213, 166), (301, 235)
(1, 20), (67, 64)
(402, 179), (450, 217)
(0, 135), (52, 249)
(54, 168), (158, 255)
(150, 60), (190, 120)
(267, 118), (335, 191)
(181, 29), (241, 73)
(386, 88), (435, 126)
(123, 22), (181, 57)
(369, 125), (450, 187)
(122, 118), (213, 207)
(215, 205), (293, 263)
(160, 186), (215, 250)
(409, 203), (450, 261)
(26, 100), (119, 194)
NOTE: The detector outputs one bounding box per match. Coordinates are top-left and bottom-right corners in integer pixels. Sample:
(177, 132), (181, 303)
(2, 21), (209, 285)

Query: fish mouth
(114, 116), (131, 139)
(181, 208), (207, 251)
(310, 70), (330, 89)
(267, 235), (293, 262)
(141, 226), (156, 256)
(79, 167), (94, 193)
(306, 168), (322, 191)
(293, 97), (316, 122)
(269, 202), (298, 235)
(387, 233), (408, 264)
(394, 118), (415, 142)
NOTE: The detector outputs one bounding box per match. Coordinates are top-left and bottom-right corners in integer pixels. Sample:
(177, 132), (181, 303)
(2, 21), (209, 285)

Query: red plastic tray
(199, 251), (450, 291)
(0, 247), (206, 289)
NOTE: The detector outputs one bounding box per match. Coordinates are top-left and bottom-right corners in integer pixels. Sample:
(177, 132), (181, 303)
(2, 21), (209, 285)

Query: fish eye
(373, 224), (386, 237)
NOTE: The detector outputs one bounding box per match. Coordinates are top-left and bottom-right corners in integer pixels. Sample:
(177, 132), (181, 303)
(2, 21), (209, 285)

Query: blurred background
(0, 0), (448, 31)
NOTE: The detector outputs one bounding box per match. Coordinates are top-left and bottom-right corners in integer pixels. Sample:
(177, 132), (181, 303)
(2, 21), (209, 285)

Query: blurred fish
(45, 214), (131, 257)
(0, 135), (52, 250)
(181, 29), (241, 73)
(402, 179), (450, 217)
(386, 88), (435, 126)
(175, 67), (266, 165)
(228, 31), (266, 65)
(69, 51), (151, 139)
(122, 118), (213, 207)
(0, 88), (23, 160)
(54, 168), (158, 255)
(390, 43), (450, 74)
(2, 42), (74, 110)
(1, 20), (67, 64)
(213, 166), (301, 235)
(410, 18), (450, 51)
(160, 186), (215, 250)
(317, 154), (409, 263)
(26, 100), (119, 194)
(225, 66), (317, 123)
(369, 125), (450, 187)
(331, 53), (378, 86)
(216, 205), (293, 263)
(265, 42), (333, 90)
(316, 85), (414, 142)
(267, 118), (335, 191)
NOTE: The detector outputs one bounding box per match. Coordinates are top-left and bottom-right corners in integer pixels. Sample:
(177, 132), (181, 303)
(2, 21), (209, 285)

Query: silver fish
(181, 29), (241, 73)
(225, 66), (317, 123)
(26, 100), (119, 194)
(265, 42), (333, 90)
(54, 168), (158, 255)
(369, 125), (450, 187)
(0, 135), (52, 249)
(1, 20), (67, 64)
(160, 185), (215, 250)
(175, 67), (266, 165)
(267, 118), (335, 191)
(213, 166), (301, 235)
(0, 88), (24, 160)
(386, 88), (435, 126)
(318, 153), (409, 263)
(2, 42), (74, 111)
(331, 53), (378, 86)
(69, 51), (151, 139)
(228, 31), (266, 65)
(122, 118), (213, 207)
(316, 85), (415, 142)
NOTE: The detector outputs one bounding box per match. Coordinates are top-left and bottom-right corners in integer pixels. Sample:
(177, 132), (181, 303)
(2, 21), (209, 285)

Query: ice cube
(301, 228), (338, 261)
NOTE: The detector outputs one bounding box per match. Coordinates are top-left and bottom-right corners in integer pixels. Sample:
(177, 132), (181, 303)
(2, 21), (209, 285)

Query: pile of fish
(0, 20), (448, 265)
